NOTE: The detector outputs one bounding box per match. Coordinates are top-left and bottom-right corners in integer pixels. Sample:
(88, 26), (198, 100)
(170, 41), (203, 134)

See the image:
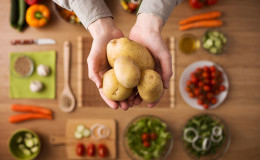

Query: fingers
(99, 89), (119, 109)
(159, 52), (173, 89)
(87, 55), (102, 88)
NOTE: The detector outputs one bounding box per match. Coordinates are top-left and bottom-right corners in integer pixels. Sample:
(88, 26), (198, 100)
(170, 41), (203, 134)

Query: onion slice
(212, 126), (222, 136)
(202, 138), (211, 151)
(91, 123), (111, 140)
(183, 127), (199, 143)
(211, 134), (223, 143)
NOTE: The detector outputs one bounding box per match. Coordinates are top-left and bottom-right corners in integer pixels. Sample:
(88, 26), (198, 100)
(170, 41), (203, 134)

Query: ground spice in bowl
(62, 96), (72, 108)
(14, 56), (34, 77)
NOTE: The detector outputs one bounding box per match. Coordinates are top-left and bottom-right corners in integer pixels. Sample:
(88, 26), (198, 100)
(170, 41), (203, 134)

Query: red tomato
(203, 66), (210, 72)
(211, 79), (217, 85)
(187, 81), (192, 86)
(198, 81), (204, 87)
(211, 98), (217, 104)
(186, 86), (191, 92)
(142, 133), (150, 141)
(197, 99), (203, 105)
(143, 141), (150, 148)
(150, 133), (157, 140)
(203, 79), (210, 84)
(76, 143), (85, 156)
(203, 104), (209, 109)
(218, 77), (224, 83)
(191, 76), (198, 84)
(189, 92), (195, 98)
(214, 89), (221, 95)
(128, 2), (139, 11)
(196, 67), (203, 73)
(210, 66), (216, 72)
(203, 85), (211, 92)
(219, 85), (226, 91)
(25, 0), (39, 5)
(189, 0), (204, 9)
(98, 144), (108, 158)
(206, 0), (218, 5)
(194, 88), (200, 96)
(207, 92), (214, 99)
(202, 72), (209, 78)
(87, 143), (95, 157)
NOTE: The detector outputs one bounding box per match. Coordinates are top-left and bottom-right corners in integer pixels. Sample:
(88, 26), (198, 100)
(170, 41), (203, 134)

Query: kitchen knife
(11, 38), (56, 45)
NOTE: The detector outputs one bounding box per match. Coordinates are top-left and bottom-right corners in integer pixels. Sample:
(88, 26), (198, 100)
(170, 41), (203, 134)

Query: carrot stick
(11, 104), (52, 115)
(179, 11), (222, 25)
(179, 20), (223, 31)
(9, 113), (53, 123)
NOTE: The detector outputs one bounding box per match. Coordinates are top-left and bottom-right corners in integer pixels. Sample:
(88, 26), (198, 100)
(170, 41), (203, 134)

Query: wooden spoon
(59, 41), (75, 113)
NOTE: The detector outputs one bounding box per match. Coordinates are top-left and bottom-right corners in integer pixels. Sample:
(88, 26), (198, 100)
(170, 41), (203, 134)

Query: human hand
(87, 18), (140, 110)
(129, 13), (173, 107)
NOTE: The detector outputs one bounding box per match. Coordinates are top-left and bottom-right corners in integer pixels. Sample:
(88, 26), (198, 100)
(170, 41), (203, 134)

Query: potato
(114, 56), (141, 88)
(137, 69), (163, 103)
(102, 69), (133, 101)
(107, 37), (155, 70)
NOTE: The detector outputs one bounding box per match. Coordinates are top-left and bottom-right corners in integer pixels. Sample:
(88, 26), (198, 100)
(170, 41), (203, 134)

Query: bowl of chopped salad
(123, 115), (173, 160)
(53, 3), (81, 25)
(182, 114), (230, 160)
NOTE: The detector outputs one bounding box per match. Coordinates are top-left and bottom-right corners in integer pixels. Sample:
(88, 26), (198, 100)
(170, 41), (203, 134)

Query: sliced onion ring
(192, 138), (202, 152)
(211, 134), (223, 143)
(212, 126), (222, 136)
(184, 127), (199, 143)
(91, 124), (111, 140)
(202, 138), (211, 151)
(97, 125), (111, 138)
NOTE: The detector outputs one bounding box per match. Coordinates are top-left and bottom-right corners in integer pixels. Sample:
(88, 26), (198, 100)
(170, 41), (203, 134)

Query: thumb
(159, 52), (173, 89)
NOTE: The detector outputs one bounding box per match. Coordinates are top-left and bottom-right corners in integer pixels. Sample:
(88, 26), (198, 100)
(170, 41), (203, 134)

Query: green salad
(126, 117), (172, 160)
(183, 114), (225, 158)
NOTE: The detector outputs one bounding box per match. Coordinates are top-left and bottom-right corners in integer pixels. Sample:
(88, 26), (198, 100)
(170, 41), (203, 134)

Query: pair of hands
(87, 14), (172, 110)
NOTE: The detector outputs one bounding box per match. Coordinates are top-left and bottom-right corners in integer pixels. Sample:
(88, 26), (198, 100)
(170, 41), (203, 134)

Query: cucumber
(74, 131), (83, 139)
(76, 124), (85, 133)
(31, 146), (39, 153)
(25, 133), (33, 139)
(18, 144), (25, 149)
(17, 0), (26, 31)
(10, 0), (19, 28)
(82, 128), (91, 138)
(25, 138), (34, 148)
(33, 137), (39, 145)
(209, 47), (218, 54)
(16, 136), (23, 144)
(22, 148), (31, 156)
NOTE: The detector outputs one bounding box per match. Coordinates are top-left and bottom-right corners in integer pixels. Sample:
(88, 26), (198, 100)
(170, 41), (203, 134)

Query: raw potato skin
(102, 69), (133, 101)
(107, 38), (155, 70)
(137, 69), (163, 103)
(114, 56), (141, 88)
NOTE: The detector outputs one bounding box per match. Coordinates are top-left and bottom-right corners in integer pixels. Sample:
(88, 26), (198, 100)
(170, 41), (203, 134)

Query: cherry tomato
(143, 141), (150, 148)
(186, 86), (191, 92)
(219, 85), (226, 91)
(202, 72), (209, 78)
(189, 0), (205, 9)
(203, 104), (209, 109)
(203, 79), (210, 84)
(206, 0), (218, 5)
(128, 2), (139, 12)
(142, 133), (150, 141)
(203, 66), (210, 72)
(194, 88), (200, 96)
(211, 98), (217, 104)
(198, 81), (204, 87)
(150, 133), (157, 140)
(87, 143), (95, 157)
(214, 89), (221, 95)
(191, 76), (198, 84)
(189, 92), (195, 98)
(211, 79), (217, 85)
(207, 92), (214, 99)
(203, 85), (211, 92)
(76, 143), (85, 156)
(98, 144), (108, 158)
(187, 81), (192, 86)
(210, 66), (216, 72)
(196, 67), (203, 74)
(197, 99), (203, 105)
(25, 0), (39, 5)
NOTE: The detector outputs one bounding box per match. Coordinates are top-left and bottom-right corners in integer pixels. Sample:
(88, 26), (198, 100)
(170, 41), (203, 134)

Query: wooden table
(1, 0), (260, 159)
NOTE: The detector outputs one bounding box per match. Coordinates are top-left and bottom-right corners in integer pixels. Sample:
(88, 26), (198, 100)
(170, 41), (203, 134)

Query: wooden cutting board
(50, 119), (117, 159)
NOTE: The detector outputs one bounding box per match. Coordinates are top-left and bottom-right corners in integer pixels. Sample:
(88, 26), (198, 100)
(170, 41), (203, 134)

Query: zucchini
(31, 146), (39, 153)
(17, 0), (26, 31)
(33, 137), (39, 145)
(74, 131), (83, 139)
(25, 138), (34, 148)
(10, 0), (19, 28)
(22, 148), (31, 156)
(76, 124), (85, 133)
(25, 133), (33, 139)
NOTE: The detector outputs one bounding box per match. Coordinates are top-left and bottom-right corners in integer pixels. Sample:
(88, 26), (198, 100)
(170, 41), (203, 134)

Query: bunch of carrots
(9, 104), (53, 123)
(179, 11), (223, 31)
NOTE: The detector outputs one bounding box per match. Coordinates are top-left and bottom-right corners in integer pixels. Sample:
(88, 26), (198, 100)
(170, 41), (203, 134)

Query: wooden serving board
(50, 119), (117, 159)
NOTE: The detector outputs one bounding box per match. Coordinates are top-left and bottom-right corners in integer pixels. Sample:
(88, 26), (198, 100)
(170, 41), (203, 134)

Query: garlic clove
(37, 64), (50, 77)
(30, 80), (43, 92)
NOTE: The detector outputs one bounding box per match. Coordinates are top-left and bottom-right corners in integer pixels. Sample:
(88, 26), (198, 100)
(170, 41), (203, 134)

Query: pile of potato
(103, 38), (163, 103)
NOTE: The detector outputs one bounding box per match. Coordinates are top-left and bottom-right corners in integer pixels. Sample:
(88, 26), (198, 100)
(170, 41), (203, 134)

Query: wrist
(135, 13), (164, 32)
(88, 17), (116, 38)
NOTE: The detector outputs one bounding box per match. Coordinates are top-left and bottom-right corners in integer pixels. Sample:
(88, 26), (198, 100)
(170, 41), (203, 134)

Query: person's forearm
(138, 0), (182, 25)
(52, 0), (113, 29)
(88, 17), (116, 38)
(135, 13), (164, 32)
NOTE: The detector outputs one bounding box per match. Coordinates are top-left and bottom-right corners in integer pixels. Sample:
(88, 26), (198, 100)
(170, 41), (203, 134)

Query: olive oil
(179, 34), (200, 54)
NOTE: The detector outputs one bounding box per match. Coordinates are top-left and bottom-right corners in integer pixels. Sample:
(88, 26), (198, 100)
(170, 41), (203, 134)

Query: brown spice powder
(62, 96), (72, 108)
(14, 56), (32, 76)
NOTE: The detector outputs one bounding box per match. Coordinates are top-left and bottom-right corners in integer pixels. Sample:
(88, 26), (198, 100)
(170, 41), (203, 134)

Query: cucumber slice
(209, 47), (218, 54)
(82, 128), (91, 138)
(18, 144), (25, 149)
(33, 137), (39, 145)
(212, 31), (220, 38)
(16, 136), (23, 144)
(203, 39), (213, 49)
(22, 148), (31, 156)
(74, 131), (83, 139)
(25, 138), (34, 148)
(76, 124), (85, 133)
(214, 40), (222, 49)
(25, 133), (33, 139)
(31, 146), (39, 153)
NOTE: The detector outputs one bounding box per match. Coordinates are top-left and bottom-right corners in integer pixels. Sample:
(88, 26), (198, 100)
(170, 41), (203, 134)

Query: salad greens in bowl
(182, 114), (230, 160)
(124, 115), (173, 160)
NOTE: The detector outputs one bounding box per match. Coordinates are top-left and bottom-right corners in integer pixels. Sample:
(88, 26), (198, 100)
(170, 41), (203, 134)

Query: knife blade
(11, 38), (56, 45)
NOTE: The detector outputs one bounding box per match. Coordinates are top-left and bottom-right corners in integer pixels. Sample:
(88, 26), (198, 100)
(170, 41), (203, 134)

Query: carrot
(9, 113), (53, 123)
(11, 104), (52, 115)
(179, 11), (222, 25)
(179, 20), (223, 31)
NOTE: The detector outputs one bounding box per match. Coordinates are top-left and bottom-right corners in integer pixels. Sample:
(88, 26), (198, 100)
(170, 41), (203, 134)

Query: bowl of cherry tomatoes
(179, 60), (229, 110)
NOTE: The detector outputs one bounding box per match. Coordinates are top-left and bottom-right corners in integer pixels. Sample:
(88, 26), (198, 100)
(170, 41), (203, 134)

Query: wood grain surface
(0, 0), (260, 160)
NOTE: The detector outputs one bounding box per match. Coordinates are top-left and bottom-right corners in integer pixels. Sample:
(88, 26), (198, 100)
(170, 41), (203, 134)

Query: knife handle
(11, 39), (34, 45)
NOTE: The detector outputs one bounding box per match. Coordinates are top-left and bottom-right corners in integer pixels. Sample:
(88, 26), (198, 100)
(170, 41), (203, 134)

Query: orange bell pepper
(26, 4), (50, 27)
